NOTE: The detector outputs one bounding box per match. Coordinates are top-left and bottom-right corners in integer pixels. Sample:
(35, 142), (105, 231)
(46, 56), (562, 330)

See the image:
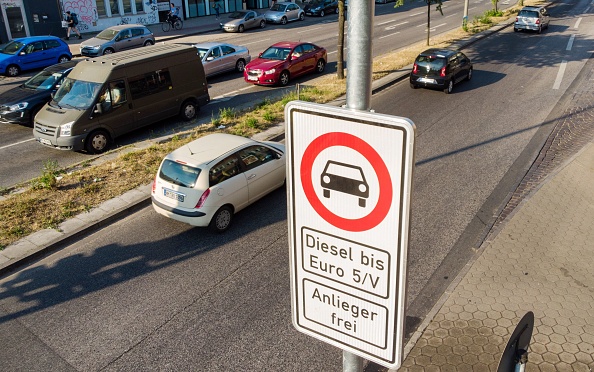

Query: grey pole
(344, 0), (374, 368)
(463, 0), (469, 27)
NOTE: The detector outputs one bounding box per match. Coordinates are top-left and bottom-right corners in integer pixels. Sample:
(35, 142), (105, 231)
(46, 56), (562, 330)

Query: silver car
(265, 2), (305, 25)
(220, 10), (266, 33)
(194, 42), (251, 77)
(514, 6), (550, 33)
(80, 24), (155, 56)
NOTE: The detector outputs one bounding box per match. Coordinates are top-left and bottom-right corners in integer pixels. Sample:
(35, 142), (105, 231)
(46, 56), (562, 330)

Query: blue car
(0, 36), (72, 77)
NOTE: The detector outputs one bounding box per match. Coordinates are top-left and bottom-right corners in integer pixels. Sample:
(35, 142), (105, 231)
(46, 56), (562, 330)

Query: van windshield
(51, 77), (102, 110)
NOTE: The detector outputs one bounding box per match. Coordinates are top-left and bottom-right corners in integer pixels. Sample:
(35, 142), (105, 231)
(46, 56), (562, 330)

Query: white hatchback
(151, 133), (286, 232)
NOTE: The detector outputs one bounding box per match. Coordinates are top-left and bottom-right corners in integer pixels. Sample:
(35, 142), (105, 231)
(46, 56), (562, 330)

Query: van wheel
(85, 130), (111, 154)
(179, 100), (198, 121)
(58, 55), (71, 63)
(6, 64), (20, 77)
(143, 40), (154, 46)
(103, 48), (115, 55)
(209, 206), (233, 233)
(236, 59), (246, 72)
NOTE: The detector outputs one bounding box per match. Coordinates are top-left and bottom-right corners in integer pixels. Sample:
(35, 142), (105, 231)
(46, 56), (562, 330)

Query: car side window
(302, 44), (315, 54)
(44, 39), (61, 49)
(221, 45), (235, 55)
(117, 30), (131, 41)
(131, 28), (143, 37)
(210, 154), (241, 186)
(246, 11), (254, 20)
(292, 45), (304, 58)
(237, 145), (279, 172)
(209, 47), (222, 59)
(26, 42), (44, 54)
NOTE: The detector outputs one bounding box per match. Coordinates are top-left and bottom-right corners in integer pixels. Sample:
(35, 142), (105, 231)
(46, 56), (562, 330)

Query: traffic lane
(371, 23), (590, 305)
(0, 188), (342, 370)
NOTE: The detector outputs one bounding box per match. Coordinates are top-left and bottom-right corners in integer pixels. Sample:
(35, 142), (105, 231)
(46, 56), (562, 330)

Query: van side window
(129, 69), (172, 100)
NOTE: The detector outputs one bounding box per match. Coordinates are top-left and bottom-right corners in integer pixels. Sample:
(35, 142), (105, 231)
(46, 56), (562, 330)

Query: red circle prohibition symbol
(301, 132), (393, 232)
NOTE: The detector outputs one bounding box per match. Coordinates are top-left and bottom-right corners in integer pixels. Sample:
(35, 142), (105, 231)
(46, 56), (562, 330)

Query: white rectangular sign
(286, 101), (415, 369)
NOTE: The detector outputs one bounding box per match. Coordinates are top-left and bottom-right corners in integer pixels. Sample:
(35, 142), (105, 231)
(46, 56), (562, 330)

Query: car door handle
(247, 174), (256, 180)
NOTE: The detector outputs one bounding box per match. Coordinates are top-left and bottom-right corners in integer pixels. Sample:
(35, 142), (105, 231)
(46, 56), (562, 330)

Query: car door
(130, 28), (145, 48)
(287, 4), (299, 21)
(540, 8), (550, 27)
(236, 145), (285, 203)
(21, 41), (48, 70)
(288, 45), (306, 77)
(114, 29), (133, 52)
(206, 46), (224, 75)
(300, 43), (318, 74)
(456, 52), (470, 81)
(244, 11), (256, 29)
(208, 154), (250, 212)
(220, 45), (237, 73)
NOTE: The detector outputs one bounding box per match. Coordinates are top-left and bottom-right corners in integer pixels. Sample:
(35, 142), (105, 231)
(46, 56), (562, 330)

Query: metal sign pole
(344, 0), (374, 369)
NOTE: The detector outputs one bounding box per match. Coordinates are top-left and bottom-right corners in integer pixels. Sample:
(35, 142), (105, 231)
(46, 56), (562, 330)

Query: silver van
(33, 44), (210, 154)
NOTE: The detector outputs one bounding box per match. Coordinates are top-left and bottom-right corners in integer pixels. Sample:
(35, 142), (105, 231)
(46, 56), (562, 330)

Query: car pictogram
(320, 160), (369, 207)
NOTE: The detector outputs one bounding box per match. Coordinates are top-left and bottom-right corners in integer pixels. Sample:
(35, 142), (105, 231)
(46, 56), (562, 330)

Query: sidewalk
(4, 10), (594, 371)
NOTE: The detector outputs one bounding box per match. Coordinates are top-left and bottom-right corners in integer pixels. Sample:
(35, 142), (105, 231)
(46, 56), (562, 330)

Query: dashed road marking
(553, 60), (567, 90)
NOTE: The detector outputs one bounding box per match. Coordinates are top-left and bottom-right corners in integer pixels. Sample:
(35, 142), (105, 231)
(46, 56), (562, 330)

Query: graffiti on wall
(61, 0), (158, 32)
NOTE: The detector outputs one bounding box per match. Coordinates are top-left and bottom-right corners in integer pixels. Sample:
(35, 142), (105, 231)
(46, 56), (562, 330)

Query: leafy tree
(337, 0), (346, 79)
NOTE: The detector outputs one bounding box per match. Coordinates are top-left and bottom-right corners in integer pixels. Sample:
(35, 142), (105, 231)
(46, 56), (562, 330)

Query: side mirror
(206, 56), (214, 61)
(94, 103), (103, 115)
(19, 51), (26, 56)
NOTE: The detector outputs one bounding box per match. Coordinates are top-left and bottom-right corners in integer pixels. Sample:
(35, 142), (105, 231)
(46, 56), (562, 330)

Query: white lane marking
(378, 19), (397, 25)
(380, 31), (401, 39)
(328, 47), (347, 55)
(238, 86), (253, 91)
(242, 39), (270, 46)
(0, 138), (35, 150)
(574, 17), (582, 29)
(567, 35), (575, 50)
(469, 7), (477, 11)
(299, 27), (322, 33)
(409, 12), (424, 16)
(211, 96), (235, 101)
(430, 23), (447, 30)
(553, 60), (567, 90)
(385, 21), (409, 30)
(445, 13), (458, 18)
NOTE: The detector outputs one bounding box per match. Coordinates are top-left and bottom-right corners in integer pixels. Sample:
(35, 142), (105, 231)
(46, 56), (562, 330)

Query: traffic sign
(285, 101), (415, 369)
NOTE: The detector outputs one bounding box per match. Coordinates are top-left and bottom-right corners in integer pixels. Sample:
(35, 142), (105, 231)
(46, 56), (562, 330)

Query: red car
(244, 41), (327, 86)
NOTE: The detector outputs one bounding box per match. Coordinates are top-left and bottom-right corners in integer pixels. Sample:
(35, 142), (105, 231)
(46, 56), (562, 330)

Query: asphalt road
(0, 0), (497, 189)
(1, 0), (592, 369)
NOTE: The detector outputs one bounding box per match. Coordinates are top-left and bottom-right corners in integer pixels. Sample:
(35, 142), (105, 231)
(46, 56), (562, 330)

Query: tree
(396, 0), (443, 46)
(337, 0), (346, 79)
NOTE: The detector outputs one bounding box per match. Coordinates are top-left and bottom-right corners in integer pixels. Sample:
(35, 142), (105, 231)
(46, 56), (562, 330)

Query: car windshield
(260, 46), (291, 60)
(51, 77), (102, 110)
(270, 4), (286, 11)
(518, 10), (539, 17)
(95, 29), (118, 40)
(159, 159), (202, 188)
(196, 47), (209, 59)
(1, 40), (24, 55)
(23, 70), (64, 90)
(415, 56), (446, 73)
(229, 11), (247, 19)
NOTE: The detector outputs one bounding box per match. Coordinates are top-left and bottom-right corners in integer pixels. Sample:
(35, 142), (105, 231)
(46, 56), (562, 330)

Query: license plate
(247, 76), (258, 81)
(163, 188), (185, 202)
(418, 78), (436, 84)
(39, 138), (52, 146)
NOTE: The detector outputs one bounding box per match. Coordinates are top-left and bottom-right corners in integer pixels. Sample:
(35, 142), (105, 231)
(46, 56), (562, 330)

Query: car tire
(537, 25), (542, 34)
(299, 13), (305, 21)
(281, 16), (288, 25)
(103, 48), (115, 55)
(85, 129), (111, 154)
(238, 24), (245, 33)
(5, 64), (20, 77)
(410, 82), (418, 89)
(279, 70), (290, 86)
(514, 27), (518, 32)
(260, 20), (266, 28)
(320, 10), (325, 17)
(209, 206), (233, 233)
(179, 100), (198, 121)
(316, 59), (326, 73)
(143, 40), (154, 46)
(335, 7), (339, 14)
(58, 55), (71, 63)
(236, 59), (246, 72)
(444, 80), (453, 94)
(466, 67), (473, 81)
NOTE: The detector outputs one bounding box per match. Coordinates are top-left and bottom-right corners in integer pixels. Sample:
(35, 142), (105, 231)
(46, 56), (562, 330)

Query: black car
(0, 60), (78, 126)
(409, 48), (473, 94)
(304, 0), (339, 16)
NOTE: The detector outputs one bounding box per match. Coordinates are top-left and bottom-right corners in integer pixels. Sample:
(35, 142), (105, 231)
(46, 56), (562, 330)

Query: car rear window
(415, 56), (446, 73)
(518, 10), (539, 17)
(159, 159), (202, 188)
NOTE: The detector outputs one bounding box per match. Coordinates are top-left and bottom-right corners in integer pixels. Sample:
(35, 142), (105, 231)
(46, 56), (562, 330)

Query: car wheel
(316, 59), (325, 73)
(281, 16), (288, 25)
(537, 25), (542, 34)
(58, 55), (71, 63)
(335, 7), (339, 14)
(466, 67), (473, 81)
(444, 80), (453, 94)
(279, 71), (290, 86)
(299, 13), (305, 21)
(320, 10), (325, 17)
(236, 59), (246, 72)
(410, 82), (418, 89)
(143, 40), (154, 46)
(238, 24), (245, 33)
(209, 206), (233, 233)
(179, 100), (198, 121)
(260, 20), (266, 28)
(514, 27), (518, 32)
(6, 64), (20, 77)
(85, 129), (111, 154)
(103, 48), (114, 55)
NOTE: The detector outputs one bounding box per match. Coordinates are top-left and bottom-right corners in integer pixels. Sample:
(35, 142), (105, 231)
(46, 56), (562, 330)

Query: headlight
(264, 69), (276, 75)
(91, 45), (101, 50)
(60, 121), (74, 136)
(7, 102), (28, 111)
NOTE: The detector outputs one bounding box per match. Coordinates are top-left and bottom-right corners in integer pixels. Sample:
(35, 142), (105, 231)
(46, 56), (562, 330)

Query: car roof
(13, 36), (62, 43)
(104, 24), (149, 31)
(271, 41), (307, 49)
(419, 48), (458, 57)
(194, 42), (237, 49)
(166, 133), (255, 166)
(521, 5), (545, 9)
(43, 60), (80, 72)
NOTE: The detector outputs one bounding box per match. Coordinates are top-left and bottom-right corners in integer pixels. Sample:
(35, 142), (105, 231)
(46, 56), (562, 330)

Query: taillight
(440, 66), (446, 77)
(515, 17), (518, 22)
(412, 63), (418, 74)
(195, 188), (211, 208)
(535, 19), (540, 24)
(152, 176), (157, 194)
